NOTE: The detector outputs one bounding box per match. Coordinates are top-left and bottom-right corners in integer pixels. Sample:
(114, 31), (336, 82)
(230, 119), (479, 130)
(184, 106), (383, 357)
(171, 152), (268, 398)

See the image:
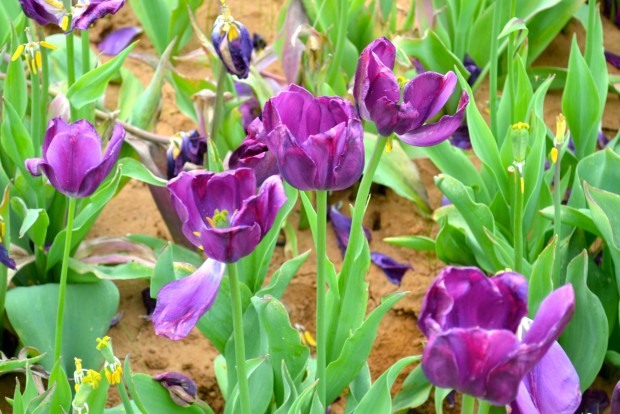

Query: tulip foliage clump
(0, 0), (619, 412)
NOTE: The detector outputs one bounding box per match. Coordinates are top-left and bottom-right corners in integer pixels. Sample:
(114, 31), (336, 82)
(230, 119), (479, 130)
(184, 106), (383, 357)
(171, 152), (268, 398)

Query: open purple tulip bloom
(229, 119), (278, 186)
(19, 0), (124, 32)
(260, 84), (365, 191)
(510, 319), (581, 413)
(168, 168), (286, 263)
(418, 267), (575, 406)
(212, 6), (253, 79)
(152, 258), (226, 340)
(354, 37), (469, 146)
(25, 118), (125, 198)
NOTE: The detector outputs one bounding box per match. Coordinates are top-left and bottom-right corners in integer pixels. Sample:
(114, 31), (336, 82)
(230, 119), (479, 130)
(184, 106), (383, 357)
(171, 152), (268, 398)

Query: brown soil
(2, 1), (620, 413)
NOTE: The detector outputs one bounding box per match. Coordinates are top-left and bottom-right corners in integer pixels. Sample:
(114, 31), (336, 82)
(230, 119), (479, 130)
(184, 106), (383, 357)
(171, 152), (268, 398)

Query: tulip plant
(0, 0), (619, 412)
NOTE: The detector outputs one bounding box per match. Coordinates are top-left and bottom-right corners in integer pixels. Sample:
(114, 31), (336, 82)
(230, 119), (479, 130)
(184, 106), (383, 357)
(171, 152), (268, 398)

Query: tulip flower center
(206, 209), (230, 228)
(397, 75), (408, 90)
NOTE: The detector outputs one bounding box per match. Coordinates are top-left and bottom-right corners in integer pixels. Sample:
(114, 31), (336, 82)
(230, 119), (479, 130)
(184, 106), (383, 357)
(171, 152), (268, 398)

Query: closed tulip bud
(211, 1), (253, 79)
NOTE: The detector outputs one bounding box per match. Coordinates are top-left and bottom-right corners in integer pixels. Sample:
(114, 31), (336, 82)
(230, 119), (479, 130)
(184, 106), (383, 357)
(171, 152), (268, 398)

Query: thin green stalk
(117, 382), (135, 414)
(506, 0), (517, 125)
(344, 135), (387, 264)
(53, 196), (77, 364)
(461, 394), (475, 414)
(477, 400), (490, 414)
(208, 65), (227, 170)
(315, 190), (328, 408)
(65, 23), (76, 121)
(489, 0), (503, 136)
(512, 167), (524, 273)
(30, 71), (42, 151)
(227, 262), (250, 414)
(553, 148), (562, 283)
(80, 30), (93, 122)
(37, 26), (49, 143)
(326, 0), (348, 90)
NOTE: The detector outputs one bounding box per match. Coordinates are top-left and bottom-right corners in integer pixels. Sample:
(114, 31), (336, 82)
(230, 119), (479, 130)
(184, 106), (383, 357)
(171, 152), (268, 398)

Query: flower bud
(211, 2), (253, 79)
(510, 122), (530, 164)
(153, 372), (197, 407)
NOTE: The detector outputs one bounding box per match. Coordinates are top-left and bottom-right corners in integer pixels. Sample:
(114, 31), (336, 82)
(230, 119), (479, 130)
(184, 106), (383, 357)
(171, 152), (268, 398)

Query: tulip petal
(168, 172), (207, 247)
(98, 26), (142, 56)
(235, 175), (287, 238)
(402, 71), (457, 126)
(152, 259), (226, 340)
(18, 0), (62, 26)
(328, 204), (371, 257)
(370, 252), (412, 285)
(196, 168), (256, 219)
(398, 92), (469, 147)
(79, 123), (125, 197)
(612, 380), (620, 414)
(510, 341), (581, 414)
(72, 0), (125, 31)
(0, 243), (16, 270)
(201, 224), (261, 263)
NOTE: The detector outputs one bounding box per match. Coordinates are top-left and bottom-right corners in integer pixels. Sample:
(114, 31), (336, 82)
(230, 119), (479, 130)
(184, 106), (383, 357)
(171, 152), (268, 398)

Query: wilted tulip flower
(166, 131), (207, 179)
(168, 168), (286, 263)
(25, 118), (125, 198)
(19, 0), (125, 32)
(229, 119), (278, 186)
(260, 84), (365, 191)
(153, 372), (197, 407)
(354, 37), (468, 146)
(0, 221), (15, 270)
(211, 2), (253, 79)
(418, 267), (575, 405)
(510, 319), (581, 413)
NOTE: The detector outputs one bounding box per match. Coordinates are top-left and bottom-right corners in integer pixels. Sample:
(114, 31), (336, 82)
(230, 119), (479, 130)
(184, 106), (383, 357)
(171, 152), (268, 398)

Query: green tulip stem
(506, 0), (517, 125)
(315, 190), (328, 407)
(326, 0), (348, 91)
(79, 30), (94, 122)
(477, 399), (490, 414)
(345, 135), (387, 264)
(65, 17), (76, 121)
(512, 167), (524, 273)
(53, 196), (76, 364)
(208, 65), (227, 170)
(117, 381), (135, 414)
(37, 26), (50, 141)
(489, 0), (503, 135)
(461, 394), (475, 414)
(30, 67), (42, 152)
(553, 147), (563, 284)
(227, 262), (250, 414)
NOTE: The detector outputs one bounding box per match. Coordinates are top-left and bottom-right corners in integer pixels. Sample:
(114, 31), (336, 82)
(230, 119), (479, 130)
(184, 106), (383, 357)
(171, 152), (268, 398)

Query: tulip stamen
(206, 209), (230, 228)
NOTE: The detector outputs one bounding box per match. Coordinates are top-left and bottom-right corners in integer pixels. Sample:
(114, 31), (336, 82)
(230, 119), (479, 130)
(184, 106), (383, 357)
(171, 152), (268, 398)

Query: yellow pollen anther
(227, 24), (239, 41)
(11, 45), (25, 61)
(386, 136), (393, 152)
(520, 177), (525, 194)
(82, 370), (101, 389)
(550, 147), (558, 164)
(40, 41), (59, 50)
(511, 122), (529, 131)
(96, 336), (111, 350)
(61, 15), (69, 32)
(555, 113), (566, 145)
(192, 231), (201, 237)
(74, 358), (83, 372)
(396, 75), (408, 89)
(45, 0), (64, 9)
(35, 51), (42, 69)
(206, 209), (229, 228)
(25, 55), (36, 75)
(105, 365), (123, 385)
(302, 331), (316, 347)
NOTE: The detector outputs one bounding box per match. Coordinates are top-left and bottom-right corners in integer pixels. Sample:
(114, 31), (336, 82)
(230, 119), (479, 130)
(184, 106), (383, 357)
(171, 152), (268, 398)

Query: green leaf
(559, 251), (608, 390)
(365, 135), (430, 214)
(355, 356), (419, 413)
(67, 42), (137, 109)
(118, 68), (145, 121)
(392, 364), (432, 413)
(129, 0), (171, 55)
(527, 236), (556, 316)
(48, 361), (71, 414)
(123, 355), (149, 414)
(325, 292), (406, 404)
(5, 30), (28, 119)
(561, 37), (601, 159)
(1, 99), (34, 175)
(394, 32), (467, 76)
(527, 0), (584, 62)
(119, 157), (167, 187)
(384, 236), (435, 251)
(5, 280), (119, 373)
(257, 250), (310, 299)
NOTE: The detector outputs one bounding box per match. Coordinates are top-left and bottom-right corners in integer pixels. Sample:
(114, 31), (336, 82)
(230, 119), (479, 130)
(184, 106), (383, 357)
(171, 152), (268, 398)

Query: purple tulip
(228, 119), (278, 186)
(98, 26), (142, 56)
(612, 380), (620, 414)
(0, 243), (16, 270)
(510, 319), (581, 413)
(574, 388), (609, 414)
(153, 372), (197, 407)
(168, 168), (287, 263)
(19, 0), (124, 32)
(212, 4), (253, 79)
(369, 252), (412, 286)
(234, 83), (261, 131)
(450, 124), (472, 150)
(418, 267), (575, 405)
(152, 258), (226, 340)
(353, 37), (469, 145)
(166, 131), (207, 180)
(260, 84), (365, 191)
(26, 118), (125, 198)
(463, 54), (481, 86)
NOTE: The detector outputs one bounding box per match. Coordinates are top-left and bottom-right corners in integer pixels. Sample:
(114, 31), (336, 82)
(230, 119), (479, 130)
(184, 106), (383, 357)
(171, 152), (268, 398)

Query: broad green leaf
(257, 250), (310, 299)
(527, 237), (556, 316)
(326, 292), (406, 404)
(227, 357), (273, 414)
(119, 157), (167, 187)
(5, 280), (119, 373)
(1, 99), (34, 176)
(559, 251), (608, 390)
(539, 206), (599, 237)
(394, 32), (466, 77)
(67, 42), (137, 109)
(118, 68), (145, 121)
(365, 135), (430, 215)
(384, 236), (435, 251)
(392, 364), (432, 413)
(49, 361), (71, 414)
(527, 0), (584, 62)
(128, 0), (171, 54)
(561, 37), (601, 159)
(570, 148), (620, 208)
(355, 356), (419, 413)
(5, 30), (27, 118)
